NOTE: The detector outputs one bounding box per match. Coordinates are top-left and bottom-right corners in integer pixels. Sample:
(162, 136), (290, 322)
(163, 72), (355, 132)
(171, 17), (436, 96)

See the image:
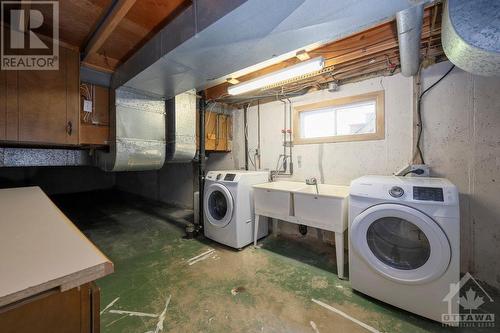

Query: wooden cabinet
(0, 186), (112, 332)
(0, 70), (21, 141)
(204, 111), (232, 152)
(79, 83), (110, 146)
(0, 46), (80, 146)
(0, 283), (100, 333)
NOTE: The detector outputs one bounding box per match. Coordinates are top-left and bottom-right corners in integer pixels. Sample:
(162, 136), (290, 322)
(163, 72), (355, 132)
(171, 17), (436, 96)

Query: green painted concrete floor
(53, 190), (500, 333)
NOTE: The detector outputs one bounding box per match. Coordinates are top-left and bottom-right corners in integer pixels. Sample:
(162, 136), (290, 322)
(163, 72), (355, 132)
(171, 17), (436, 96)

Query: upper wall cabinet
(205, 111), (232, 152)
(0, 46), (80, 146)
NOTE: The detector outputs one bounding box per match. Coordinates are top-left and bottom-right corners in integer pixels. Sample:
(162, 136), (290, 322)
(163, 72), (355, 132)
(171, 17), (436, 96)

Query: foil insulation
(442, 0), (500, 76)
(396, 4), (424, 77)
(166, 89), (197, 163)
(97, 87), (166, 172)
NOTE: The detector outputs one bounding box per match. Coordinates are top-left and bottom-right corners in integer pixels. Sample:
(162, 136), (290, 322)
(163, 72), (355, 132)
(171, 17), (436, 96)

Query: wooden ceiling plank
(82, 53), (121, 73)
(83, 0), (137, 61)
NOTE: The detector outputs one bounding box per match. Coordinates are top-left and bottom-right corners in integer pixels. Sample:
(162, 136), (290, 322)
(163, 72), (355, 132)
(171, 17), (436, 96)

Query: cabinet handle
(66, 121), (73, 136)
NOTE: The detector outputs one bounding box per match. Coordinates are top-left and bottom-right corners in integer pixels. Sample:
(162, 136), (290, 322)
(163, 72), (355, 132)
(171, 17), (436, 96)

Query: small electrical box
(83, 100), (93, 113)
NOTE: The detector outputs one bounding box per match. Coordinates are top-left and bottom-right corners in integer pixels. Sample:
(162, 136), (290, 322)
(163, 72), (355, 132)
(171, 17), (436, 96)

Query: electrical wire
(415, 64), (455, 164)
(80, 83), (93, 124)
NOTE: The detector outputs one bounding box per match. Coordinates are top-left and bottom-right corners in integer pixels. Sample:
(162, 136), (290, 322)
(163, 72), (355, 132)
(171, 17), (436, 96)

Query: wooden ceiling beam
(82, 53), (121, 73)
(83, 0), (137, 61)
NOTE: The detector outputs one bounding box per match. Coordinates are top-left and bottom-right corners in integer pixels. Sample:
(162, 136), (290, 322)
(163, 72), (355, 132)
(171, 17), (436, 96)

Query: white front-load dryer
(349, 176), (460, 325)
(204, 170), (269, 249)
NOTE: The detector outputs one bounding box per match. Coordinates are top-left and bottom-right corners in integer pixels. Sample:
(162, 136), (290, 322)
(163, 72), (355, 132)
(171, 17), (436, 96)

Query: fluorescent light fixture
(226, 77), (240, 85)
(296, 50), (310, 61)
(227, 57), (324, 95)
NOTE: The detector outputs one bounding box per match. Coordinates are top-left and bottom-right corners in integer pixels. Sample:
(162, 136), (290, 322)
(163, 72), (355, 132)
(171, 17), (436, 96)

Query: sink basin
(295, 184), (350, 197)
(253, 181), (307, 217)
(254, 181), (308, 192)
(293, 184), (350, 232)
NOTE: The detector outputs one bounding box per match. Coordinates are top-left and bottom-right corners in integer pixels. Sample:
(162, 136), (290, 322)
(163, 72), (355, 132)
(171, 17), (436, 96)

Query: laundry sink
(293, 184), (350, 232)
(252, 181), (307, 217)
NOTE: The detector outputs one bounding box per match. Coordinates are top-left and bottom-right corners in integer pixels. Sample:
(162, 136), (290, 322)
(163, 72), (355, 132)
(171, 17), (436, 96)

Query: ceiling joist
(206, 4), (444, 105)
(83, 0), (137, 61)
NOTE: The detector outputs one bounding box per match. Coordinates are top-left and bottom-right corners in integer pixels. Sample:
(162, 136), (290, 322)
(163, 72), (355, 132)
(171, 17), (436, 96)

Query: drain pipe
(286, 98), (293, 175)
(243, 104), (249, 170)
(396, 4), (424, 77)
(197, 93), (206, 235)
(281, 99), (287, 173)
(257, 100), (261, 170)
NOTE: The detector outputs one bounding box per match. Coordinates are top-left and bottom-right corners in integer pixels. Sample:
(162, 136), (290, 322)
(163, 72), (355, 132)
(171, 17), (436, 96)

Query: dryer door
(204, 183), (234, 228)
(350, 203), (451, 284)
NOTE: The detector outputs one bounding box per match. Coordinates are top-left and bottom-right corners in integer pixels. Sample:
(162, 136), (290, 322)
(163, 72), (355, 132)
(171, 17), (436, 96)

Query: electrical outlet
(83, 100), (93, 113)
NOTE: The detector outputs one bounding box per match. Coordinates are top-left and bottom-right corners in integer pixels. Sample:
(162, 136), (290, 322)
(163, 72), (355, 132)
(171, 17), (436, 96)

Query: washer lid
(204, 183), (234, 228)
(350, 203), (451, 284)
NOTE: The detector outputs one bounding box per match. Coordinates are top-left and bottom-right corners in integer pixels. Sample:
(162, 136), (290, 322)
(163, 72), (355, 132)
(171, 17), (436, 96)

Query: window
(293, 91), (384, 144)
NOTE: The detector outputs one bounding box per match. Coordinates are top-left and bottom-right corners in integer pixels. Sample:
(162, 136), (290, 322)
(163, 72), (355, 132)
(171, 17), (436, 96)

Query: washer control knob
(216, 173), (222, 180)
(389, 186), (404, 198)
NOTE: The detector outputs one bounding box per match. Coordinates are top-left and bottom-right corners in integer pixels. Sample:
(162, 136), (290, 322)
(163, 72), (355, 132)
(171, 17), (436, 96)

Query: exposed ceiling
(22, 0), (191, 72)
(117, 0), (432, 99)
(3, 0), (442, 99)
(206, 4), (445, 105)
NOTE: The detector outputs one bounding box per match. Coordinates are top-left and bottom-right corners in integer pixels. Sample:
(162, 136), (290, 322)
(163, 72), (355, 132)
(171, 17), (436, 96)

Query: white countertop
(0, 187), (113, 307)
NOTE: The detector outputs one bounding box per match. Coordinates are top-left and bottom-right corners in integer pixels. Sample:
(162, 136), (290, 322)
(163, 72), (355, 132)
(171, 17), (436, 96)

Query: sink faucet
(306, 177), (319, 194)
(270, 170), (278, 182)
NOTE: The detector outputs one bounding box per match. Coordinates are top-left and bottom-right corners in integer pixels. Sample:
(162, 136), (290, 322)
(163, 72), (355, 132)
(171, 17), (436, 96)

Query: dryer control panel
(413, 186), (444, 202)
(224, 173), (236, 181)
(350, 175), (458, 206)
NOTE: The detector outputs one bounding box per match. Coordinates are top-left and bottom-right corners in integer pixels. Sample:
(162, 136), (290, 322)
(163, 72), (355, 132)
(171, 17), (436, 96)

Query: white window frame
(293, 91), (385, 144)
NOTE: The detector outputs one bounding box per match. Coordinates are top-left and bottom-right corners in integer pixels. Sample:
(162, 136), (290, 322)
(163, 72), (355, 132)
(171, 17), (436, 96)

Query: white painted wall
(243, 73), (413, 184)
(234, 61), (500, 288)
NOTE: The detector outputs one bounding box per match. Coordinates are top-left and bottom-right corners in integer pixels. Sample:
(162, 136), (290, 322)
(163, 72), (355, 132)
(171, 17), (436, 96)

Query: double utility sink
(252, 180), (350, 279)
(252, 181), (350, 233)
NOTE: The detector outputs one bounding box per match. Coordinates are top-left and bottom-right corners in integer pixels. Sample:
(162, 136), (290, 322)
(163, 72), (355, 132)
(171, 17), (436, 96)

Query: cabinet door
(215, 114), (227, 151)
(66, 47), (80, 145)
(226, 114), (233, 151)
(205, 111), (217, 150)
(198, 111), (232, 152)
(0, 282), (100, 333)
(0, 70), (19, 141)
(0, 70), (5, 140)
(17, 47), (79, 145)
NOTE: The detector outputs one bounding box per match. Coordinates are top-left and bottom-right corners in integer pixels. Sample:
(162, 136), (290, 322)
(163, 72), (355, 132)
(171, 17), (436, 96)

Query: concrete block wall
(0, 166), (115, 195)
(236, 61), (500, 289)
(420, 62), (500, 289)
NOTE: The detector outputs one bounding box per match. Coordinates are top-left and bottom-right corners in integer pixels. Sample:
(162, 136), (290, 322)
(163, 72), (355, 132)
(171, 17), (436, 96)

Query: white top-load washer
(349, 175), (460, 325)
(204, 170), (269, 249)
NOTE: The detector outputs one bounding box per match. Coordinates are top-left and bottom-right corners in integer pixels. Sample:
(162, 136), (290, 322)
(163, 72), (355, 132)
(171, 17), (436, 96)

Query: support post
(335, 232), (345, 280)
(243, 104), (249, 170)
(198, 93), (206, 233)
